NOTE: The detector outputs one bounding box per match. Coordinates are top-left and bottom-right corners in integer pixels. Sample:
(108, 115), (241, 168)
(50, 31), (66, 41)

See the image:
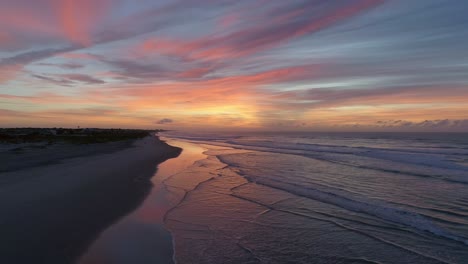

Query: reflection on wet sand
(79, 139), (206, 264)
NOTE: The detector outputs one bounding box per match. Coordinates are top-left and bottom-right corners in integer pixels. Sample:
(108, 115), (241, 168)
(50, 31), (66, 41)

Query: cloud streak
(1, 0), (468, 131)
(140, 0), (381, 61)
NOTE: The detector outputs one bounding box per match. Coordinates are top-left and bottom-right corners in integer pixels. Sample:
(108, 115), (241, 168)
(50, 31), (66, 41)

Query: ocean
(81, 132), (468, 263)
(161, 132), (468, 263)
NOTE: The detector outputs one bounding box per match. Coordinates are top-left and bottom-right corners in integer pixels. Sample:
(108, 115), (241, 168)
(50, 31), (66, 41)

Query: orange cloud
(114, 64), (319, 103)
(2, 0), (467, 132)
(2, 83), (468, 131)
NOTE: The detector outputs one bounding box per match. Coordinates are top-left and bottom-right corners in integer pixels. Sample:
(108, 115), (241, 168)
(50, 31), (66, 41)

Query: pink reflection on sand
(79, 139), (206, 264)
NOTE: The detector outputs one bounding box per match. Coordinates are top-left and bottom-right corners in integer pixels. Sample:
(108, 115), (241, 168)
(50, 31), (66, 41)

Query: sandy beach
(79, 139), (207, 264)
(2, 133), (468, 264)
(0, 135), (181, 264)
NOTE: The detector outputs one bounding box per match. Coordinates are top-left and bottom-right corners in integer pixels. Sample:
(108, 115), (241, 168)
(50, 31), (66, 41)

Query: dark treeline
(0, 128), (166, 144)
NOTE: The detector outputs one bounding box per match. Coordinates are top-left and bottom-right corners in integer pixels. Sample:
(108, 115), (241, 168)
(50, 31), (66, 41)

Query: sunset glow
(1, 0), (468, 131)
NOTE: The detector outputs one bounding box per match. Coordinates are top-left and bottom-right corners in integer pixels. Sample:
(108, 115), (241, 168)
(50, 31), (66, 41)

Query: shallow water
(162, 132), (468, 264)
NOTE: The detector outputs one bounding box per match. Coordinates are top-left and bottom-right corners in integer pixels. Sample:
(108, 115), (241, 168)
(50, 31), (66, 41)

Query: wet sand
(0, 136), (181, 264)
(79, 139), (206, 264)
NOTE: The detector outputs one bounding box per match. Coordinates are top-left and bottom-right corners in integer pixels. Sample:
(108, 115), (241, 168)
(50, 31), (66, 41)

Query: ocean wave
(163, 132), (468, 251)
(237, 175), (468, 246)
(163, 132), (468, 184)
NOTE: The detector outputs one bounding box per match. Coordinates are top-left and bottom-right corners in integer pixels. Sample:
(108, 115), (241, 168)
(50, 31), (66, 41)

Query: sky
(1, 0), (468, 131)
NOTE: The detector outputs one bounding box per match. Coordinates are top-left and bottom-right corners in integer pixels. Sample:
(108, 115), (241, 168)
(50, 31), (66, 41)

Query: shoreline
(3, 133), (467, 263)
(0, 135), (181, 264)
(161, 142), (258, 264)
(160, 135), (468, 263)
(79, 138), (207, 264)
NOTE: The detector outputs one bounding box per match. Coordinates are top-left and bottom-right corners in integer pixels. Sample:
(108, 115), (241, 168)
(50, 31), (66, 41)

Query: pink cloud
(0, 64), (25, 84)
(218, 13), (239, 29)
(0, 0), (110, 47)
(139, 0), (381, 61)
(52, 0), (110, 46)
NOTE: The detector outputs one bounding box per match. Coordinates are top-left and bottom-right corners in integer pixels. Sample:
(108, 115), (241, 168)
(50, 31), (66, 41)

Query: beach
(0, 135), (181, 263)
(3, 0), (468, 262)
(79, 139), (207, 264)
(1, 132), (468, 264)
